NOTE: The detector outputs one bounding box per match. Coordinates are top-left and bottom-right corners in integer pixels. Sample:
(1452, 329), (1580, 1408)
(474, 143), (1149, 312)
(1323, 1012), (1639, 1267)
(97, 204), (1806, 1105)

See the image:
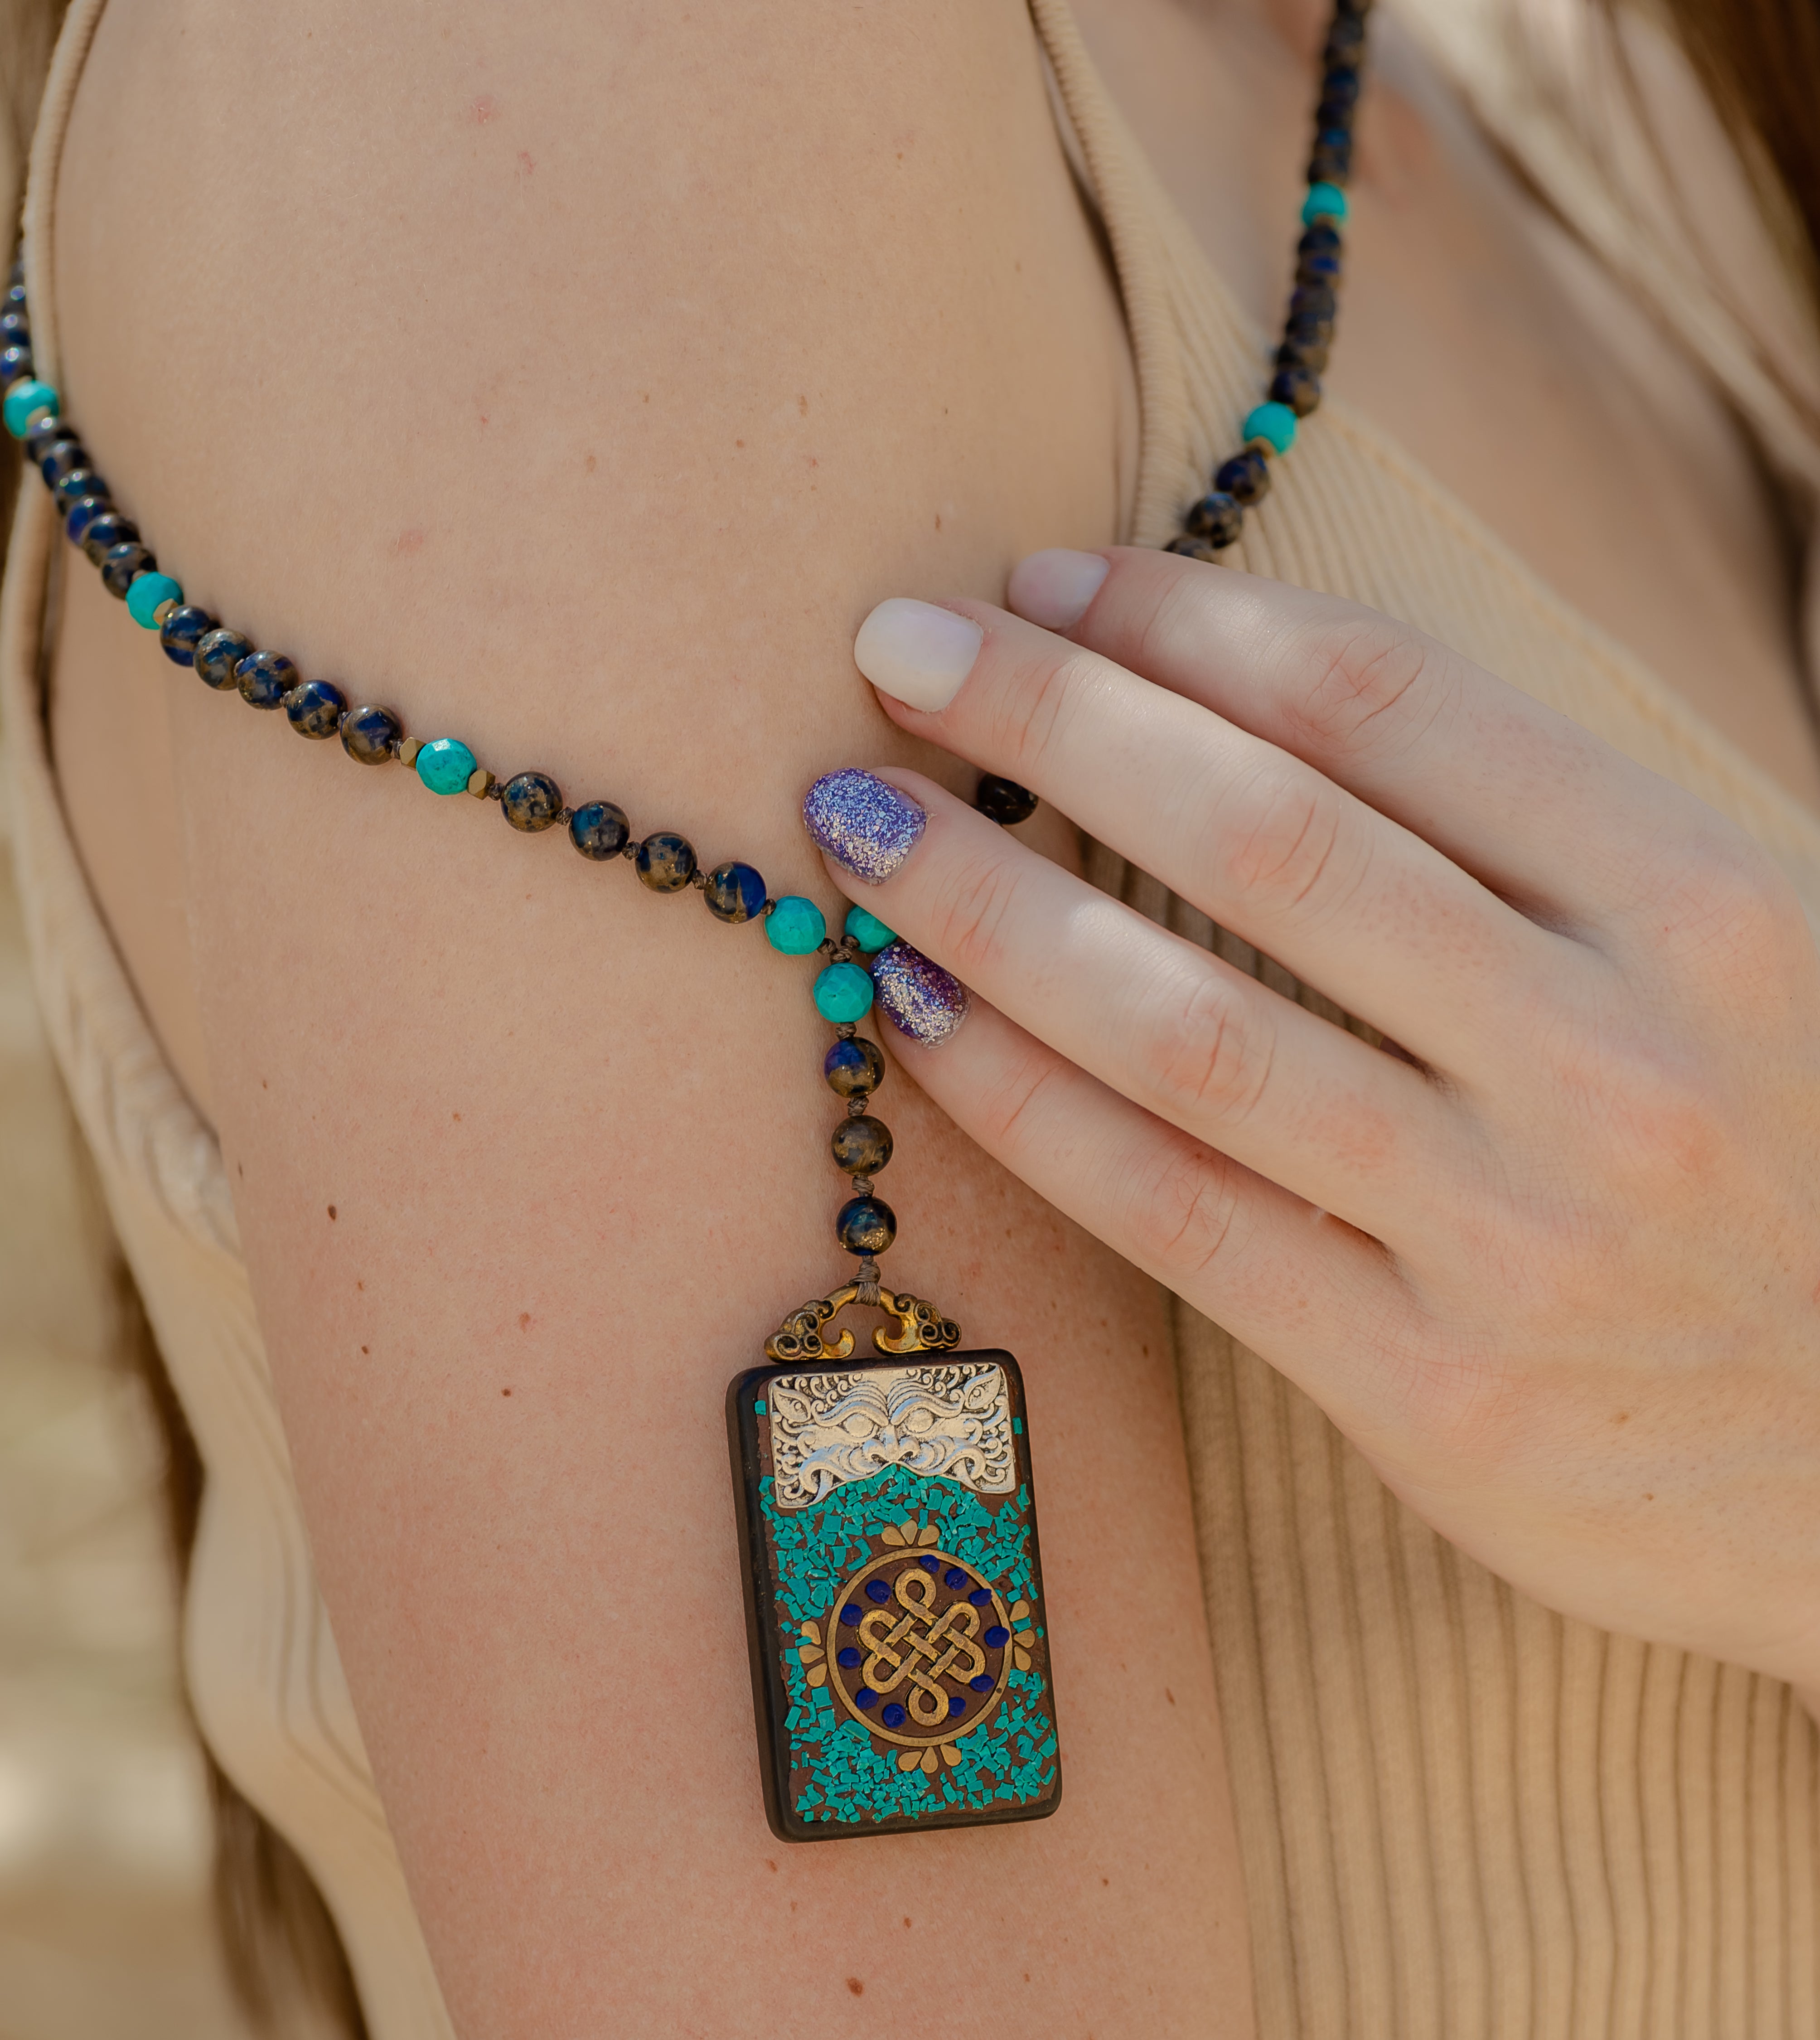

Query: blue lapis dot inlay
(839, 1604), (862, 1627)
(944, 1567), (968, 1589)
(865, 1579), (892, 1604)
(881, 1703), (907, 1730)
(948, 1695), (968, 1719)
(855, 1687), (879, 1710)
(984, 1625), (1011, 1649)
(970, 1674), (994, 1694)
(918, 1555), (939, 1573)
(968, 1588), (992, 1607)
(837, 1646), (862, 1670)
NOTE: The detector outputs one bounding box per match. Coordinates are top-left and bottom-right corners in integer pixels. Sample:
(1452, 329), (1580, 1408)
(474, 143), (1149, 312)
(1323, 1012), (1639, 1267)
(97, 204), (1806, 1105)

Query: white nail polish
(853, 598), (983, 712)
(1006, 549), (1109, 630)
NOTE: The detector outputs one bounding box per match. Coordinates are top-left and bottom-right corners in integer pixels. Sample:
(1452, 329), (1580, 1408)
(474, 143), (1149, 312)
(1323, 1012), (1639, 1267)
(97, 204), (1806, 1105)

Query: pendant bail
(764, 1277), (961, 1364)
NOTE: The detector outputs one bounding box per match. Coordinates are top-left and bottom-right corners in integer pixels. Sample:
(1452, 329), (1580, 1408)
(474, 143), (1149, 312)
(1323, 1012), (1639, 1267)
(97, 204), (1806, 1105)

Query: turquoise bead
(416, 737), (477, 795)
(125, 572), (181, 629)
(813, 960), (875, 1022)
(1302, 182), (1349, 225)
(1242, 402), (1297, 455)
(766, 895), (826, 955)
(3, 378), (56, 437)
(844, 905), (896, 953)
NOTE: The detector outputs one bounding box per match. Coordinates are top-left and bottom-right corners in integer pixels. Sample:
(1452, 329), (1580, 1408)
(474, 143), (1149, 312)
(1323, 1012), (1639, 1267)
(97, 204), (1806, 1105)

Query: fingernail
(871, 939), (969, 1046)
(1006, 549), (1109, 630)
(854, 598), (983, 712)
(803, 768), (926, 884)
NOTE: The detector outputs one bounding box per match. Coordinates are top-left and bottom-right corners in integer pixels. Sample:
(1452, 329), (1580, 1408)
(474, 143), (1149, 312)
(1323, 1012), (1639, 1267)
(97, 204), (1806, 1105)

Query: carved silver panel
(765, 1362), (1015, 1511)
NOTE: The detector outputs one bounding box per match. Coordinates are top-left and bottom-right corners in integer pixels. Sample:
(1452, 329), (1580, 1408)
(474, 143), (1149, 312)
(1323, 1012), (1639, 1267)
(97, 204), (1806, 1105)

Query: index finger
(1009, 547), (1721, 933)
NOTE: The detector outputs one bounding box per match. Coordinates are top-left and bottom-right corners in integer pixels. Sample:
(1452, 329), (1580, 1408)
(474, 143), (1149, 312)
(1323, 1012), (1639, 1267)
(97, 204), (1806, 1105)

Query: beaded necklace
(6, 0), (1368, 1843)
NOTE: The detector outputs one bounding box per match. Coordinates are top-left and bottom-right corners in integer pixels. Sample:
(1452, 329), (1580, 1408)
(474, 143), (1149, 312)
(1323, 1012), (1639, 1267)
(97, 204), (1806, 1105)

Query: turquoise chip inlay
(416, 737), (478, 795)
(1242, 402), (1297, 455)
(766, 895), (827, 955)
(1302, 181), (1349, 224)
(3, 378), (57, 437)
(754, 1400), (766, 1414)
(844, 905), (895, 953)
(813, 961), (874, 1022)
(1012, 1417), (1024, 1434)
(125, 572), (182, 629)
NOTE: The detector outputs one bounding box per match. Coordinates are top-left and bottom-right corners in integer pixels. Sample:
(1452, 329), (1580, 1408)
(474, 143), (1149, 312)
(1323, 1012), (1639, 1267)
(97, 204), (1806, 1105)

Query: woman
(7, 0), (1820, 2031)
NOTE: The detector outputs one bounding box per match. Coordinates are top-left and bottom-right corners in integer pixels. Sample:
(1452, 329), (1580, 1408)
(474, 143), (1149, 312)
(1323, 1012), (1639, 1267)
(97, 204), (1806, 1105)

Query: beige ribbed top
(7, 1), (1820, 2035)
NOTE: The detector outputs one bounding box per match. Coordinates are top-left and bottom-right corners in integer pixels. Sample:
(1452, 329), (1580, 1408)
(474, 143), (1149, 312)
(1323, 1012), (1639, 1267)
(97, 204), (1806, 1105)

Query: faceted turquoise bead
(3, 378), (56, 437)
(1302, 182), (1349, 224)
(1242, 401), (1297, 455)
(813, 960), (875, 1022)
(125, 572), (181, 629)
(416, 737), (477, 795)
(844, 905), (896, 953)
(766, 895), (826, 955)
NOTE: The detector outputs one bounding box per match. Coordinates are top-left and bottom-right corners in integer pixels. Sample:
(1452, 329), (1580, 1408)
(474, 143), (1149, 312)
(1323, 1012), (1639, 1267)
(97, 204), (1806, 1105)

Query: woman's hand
(809, 546), (1820, 1693)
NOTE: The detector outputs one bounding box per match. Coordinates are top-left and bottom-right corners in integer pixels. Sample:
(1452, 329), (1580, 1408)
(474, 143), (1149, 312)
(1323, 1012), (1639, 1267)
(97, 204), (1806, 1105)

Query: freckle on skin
(585, 454), (597, 474)
(765, 1859), (776, 1872)
(518, 1313), (531, 1331)
(502, 1388), (512, 1397)
(360, 1346), (368, 1355)
(327, 1205), (337, 1221)
(1165, 1687), (1176, 1705)
(846, 1979), (864, 1997)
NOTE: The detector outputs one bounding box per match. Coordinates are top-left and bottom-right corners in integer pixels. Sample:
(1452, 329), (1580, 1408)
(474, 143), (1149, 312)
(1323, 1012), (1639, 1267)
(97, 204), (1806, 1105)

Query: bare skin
(39, 0), (1820, 2033)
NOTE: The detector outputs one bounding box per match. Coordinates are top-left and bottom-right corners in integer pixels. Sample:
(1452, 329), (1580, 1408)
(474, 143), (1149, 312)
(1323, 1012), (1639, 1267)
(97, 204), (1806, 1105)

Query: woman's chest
(1071, 0), (1820, 812)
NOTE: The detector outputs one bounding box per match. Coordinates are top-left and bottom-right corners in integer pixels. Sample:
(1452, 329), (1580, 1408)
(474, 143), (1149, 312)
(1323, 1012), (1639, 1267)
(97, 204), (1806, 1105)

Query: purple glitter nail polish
(802, 768), (926, 885)
(871, 940), (969, 1046)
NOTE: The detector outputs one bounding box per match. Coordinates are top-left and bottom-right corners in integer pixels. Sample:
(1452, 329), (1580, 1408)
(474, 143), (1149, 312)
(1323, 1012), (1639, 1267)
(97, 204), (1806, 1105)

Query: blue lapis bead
(844, 905), (895, 953)
(416, 737), (477, 795)
(125, 572), (182, 629)
(502, 771), (564, 833)
(283, 678), (347, 739)
(835, 1194), (895, 1255)
(101, 541), (154, 598)
(823, 1036), (884, 1098)
(1242, 402), (1298, 455)
(64, 495), (107, 545)
(569, 801), (630, 860)
(634, 828), (696, 886)
(704, 860), (767, 924)
(3, 378), (57, 436)
(0, 344), (34, 390)
(766, 896), (826, 955)
(341, 703), (402, 763)
(0, 310), (27, 348)
(235, 649), (296, 709)
(158, 605), (215, 668)
(193, 628), (251, 691)
(1302, 181), (1349, 224)
(81, 512), (137, 566)
(813, 960), (874, 1022)
(25, 413), (73, 464)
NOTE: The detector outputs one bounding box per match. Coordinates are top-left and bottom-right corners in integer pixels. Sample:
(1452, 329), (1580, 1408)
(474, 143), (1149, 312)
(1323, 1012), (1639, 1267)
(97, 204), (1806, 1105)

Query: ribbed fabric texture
(7, 1), (1820, 2034)
(1034, 2), (1820, 2032)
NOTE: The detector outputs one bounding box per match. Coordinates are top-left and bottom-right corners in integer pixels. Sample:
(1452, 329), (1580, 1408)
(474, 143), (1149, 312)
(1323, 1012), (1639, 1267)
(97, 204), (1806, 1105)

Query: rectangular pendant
(728, 1346), (1061, 1841)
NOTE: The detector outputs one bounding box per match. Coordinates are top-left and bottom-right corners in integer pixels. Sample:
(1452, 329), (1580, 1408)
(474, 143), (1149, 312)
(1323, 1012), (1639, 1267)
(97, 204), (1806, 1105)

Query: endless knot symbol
(827, 1549), (1012, 1747)
(858, 1570), (989, 1729)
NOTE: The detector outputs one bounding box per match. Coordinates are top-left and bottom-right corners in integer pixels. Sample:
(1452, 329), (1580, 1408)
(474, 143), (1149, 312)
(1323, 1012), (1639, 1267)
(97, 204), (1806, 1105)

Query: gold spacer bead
(151, 597), (180, 627)
(1246, 436), (1278, 460)
(397, 737), (422, 769)
(466, 767), (494, 799)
